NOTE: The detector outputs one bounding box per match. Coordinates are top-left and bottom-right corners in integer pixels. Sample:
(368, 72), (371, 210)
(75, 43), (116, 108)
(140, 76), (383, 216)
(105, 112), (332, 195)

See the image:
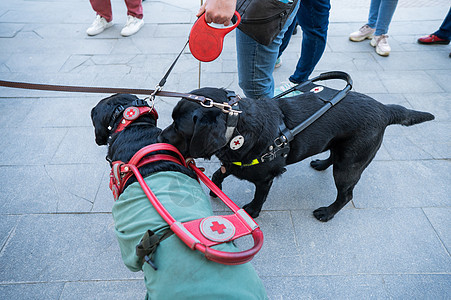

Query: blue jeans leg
(289, 0), (330, 84)
(434, 7), (451, 40)
(236, 0), (299, 99)
(278, 16), (299, 58)
(367, 0), (398, 35)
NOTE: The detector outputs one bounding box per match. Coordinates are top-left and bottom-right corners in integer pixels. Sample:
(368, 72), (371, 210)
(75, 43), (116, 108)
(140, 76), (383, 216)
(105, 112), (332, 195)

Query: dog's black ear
(91, 105), (110, 145)
(189, 109), (227, 157)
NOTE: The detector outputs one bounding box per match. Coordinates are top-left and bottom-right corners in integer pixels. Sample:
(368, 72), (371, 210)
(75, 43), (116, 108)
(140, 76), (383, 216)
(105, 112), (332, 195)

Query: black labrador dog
(159, 87), (435, 222)
(91, 94), (267, 299)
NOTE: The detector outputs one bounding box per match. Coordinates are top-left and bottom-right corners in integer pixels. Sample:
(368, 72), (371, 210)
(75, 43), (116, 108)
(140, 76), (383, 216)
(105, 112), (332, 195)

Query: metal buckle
(274, 135), (287, 148)
(200, 98), (214, 108)
(261, 152), (275, 163)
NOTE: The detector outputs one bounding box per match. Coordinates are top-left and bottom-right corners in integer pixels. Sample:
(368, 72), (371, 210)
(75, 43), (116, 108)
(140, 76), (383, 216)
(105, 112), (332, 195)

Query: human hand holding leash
(197, 0), (236, 26)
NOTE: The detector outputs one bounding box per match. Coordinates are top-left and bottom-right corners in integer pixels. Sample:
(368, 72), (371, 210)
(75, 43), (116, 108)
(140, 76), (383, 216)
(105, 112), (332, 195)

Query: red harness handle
(110, 143), (263, 265)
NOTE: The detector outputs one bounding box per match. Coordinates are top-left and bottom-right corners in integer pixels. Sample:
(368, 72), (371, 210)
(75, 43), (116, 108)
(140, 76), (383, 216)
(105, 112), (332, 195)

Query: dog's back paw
(310, 159), (332, 171)
(313, 207), (335, 222)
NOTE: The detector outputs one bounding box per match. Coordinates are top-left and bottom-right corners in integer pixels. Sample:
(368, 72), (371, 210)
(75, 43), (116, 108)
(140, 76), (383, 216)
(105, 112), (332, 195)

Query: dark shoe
(417, 34), (450, 45)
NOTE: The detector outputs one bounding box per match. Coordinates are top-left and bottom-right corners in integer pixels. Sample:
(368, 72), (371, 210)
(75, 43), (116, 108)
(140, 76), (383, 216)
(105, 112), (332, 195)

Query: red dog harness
(109, 144), (264, 265)
(108, 104), (263, 265)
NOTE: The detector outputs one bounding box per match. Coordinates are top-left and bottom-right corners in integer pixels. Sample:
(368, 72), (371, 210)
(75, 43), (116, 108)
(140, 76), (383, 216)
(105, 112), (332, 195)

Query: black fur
(159, 88), (435, 222)
(91, 93), (196, 190)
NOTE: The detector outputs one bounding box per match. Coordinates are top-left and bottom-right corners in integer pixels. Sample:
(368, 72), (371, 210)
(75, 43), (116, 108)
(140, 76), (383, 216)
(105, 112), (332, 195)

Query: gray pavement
(0, 0), (450, 299)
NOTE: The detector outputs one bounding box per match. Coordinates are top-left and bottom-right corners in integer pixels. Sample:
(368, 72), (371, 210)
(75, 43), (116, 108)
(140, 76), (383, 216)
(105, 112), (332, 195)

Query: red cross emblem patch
(200, 216), (236, 242)
(123, 107), (140, 120)
(310, 86), (324, 93)
(230, 135), (244, 150)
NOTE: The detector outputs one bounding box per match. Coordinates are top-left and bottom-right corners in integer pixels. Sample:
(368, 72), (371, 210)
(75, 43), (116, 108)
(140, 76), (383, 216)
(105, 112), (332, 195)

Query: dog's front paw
(313, 207), (335, 222)
(310, 159), (331, 171)
(243, 203), (261, 218)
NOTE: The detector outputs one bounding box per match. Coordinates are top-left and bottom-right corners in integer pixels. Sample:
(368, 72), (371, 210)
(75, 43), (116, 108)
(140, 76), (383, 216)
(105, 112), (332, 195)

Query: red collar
(114, 106), (159, 134)
(109, 143), (187, 200)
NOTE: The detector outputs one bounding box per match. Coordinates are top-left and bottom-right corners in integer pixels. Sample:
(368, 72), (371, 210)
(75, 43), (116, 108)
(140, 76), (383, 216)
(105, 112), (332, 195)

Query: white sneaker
(349, 24), (375, 42)
(370, 35), (391, 56)
(121, 15), (144, 37)
(86, 15), (112, 36)
(275, 57), (282, 68)
(274, 81), (302, 98)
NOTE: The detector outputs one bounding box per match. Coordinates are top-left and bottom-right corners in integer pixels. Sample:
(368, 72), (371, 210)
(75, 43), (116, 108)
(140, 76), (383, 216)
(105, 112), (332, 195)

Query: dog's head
(159, 88), (230, 158)
(91, 93), (158, 146)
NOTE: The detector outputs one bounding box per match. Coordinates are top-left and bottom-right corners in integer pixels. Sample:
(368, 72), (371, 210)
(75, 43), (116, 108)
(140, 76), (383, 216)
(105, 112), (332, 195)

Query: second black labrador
(159, 87), (435, 222)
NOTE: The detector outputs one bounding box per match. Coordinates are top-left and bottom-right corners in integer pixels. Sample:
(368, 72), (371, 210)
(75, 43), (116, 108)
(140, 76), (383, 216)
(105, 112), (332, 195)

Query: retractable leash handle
(189, 11), (241, 62)
(117, 143), (263, 265)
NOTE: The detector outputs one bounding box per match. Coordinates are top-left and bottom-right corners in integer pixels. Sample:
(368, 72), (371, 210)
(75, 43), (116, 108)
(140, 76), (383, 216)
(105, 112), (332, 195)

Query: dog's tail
(387, 104), (435, 126)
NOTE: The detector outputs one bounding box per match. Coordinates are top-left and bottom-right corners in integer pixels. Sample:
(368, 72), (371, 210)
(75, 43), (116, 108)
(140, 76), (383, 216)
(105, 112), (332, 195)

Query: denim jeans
(236, 0), (300, 99)
(434, 7), (451, 40)
(367, 0), (398, 36)
(278, 0), (330, 84)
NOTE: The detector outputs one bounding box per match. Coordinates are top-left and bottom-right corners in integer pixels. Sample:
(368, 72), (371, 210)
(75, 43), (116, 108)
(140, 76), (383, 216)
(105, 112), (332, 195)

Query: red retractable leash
(189, 11), (241, 62)
(110, 143), (263, 265)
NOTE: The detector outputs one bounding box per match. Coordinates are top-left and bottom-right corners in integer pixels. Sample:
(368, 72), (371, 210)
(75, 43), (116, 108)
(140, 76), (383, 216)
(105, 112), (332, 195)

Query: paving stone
(291, 208), (451, 275)
(0, 23), (24, 38)
(262, 275), (390, 299)
(0, 163), (103, 214)
(20, 96), (99, 128)
(426, 70), (451, 93)
(50, 127), (105, 164)
(0, 215), (20, 251)
(377, 70), (444, 93)
(384, 274), (451, 299)
(0, 283), (64, 300)
(4, 54), (70, 73)
(354, 160), (450, 208)
(347, 71), (388, 93)
(374, 51), (451, 71)
(60, 280), (146, 300)
(405, 93), (450, 122)
(423, 207), (451, 253)
(0, 127), (67, 165)
(382, 135), (434, 160)
(235, 211), (303, 276)
(92, 169), (115, 213)
(0, 214), (139, 283)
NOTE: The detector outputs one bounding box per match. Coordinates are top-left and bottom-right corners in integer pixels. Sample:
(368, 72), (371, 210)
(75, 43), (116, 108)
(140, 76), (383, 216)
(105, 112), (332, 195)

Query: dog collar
(114, 106), (158, 134)
(107, 99), (158, 134)
(224, 101), (241, 148)
(231, 122), (291, 167)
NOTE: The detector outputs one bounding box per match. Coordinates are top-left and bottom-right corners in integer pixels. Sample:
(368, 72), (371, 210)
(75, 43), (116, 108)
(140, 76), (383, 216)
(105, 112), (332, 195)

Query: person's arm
(197, 0), (237, 26)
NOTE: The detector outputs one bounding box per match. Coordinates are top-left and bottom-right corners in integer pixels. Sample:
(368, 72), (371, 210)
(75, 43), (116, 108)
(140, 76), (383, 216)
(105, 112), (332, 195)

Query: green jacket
(112, 171), (268, 300)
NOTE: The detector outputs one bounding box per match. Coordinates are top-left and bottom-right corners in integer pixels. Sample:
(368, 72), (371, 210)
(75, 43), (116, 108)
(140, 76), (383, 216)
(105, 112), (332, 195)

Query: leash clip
(148, 84), (163, 103)
(201, 98), (242, 114)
